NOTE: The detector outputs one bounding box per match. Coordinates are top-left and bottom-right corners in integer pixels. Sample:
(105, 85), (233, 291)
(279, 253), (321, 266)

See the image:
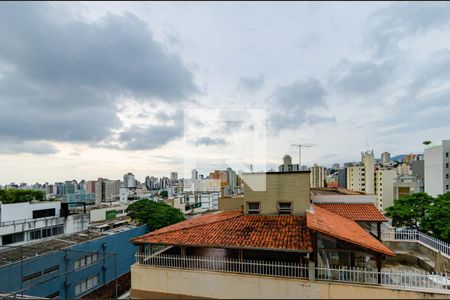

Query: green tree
(0, 189), (46, 204)
(385, 192), (434, 230)
(126, 199), (185, 231)
(421, 192), (450, 242)
(159, 190), (168, 198)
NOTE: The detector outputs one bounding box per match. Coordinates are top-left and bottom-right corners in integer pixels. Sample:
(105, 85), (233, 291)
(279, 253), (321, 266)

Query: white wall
(425, 145), (444, 197)
(0, 201), (61, 223)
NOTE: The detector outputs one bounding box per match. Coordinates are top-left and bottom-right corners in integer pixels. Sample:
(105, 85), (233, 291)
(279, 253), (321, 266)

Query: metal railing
(316, 265), (449, 291)
(0, 216), (64, 228)
(135, 253), (450, 293)
(135, 253), (308, 279)
(381, 228), (450, 257)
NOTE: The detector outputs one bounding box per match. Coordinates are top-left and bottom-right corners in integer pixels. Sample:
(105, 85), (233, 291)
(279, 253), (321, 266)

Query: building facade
(424, 140), (450, 197)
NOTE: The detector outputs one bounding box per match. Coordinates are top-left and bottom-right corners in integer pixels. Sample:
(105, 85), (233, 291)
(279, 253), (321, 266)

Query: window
(447, 163), (449, 169)
(447, 152), (449, 158)
(247, 202), (260, 215)
(75, 274), (99, 296)
(23, 271), (42, 282)
(2, 232), (24, 245)
(446, 174), (449, 179)
(43, 265), (60, 275)
(278, 202), (292, 215)
(447, 185), (449, 191)
(32, 208), (56, 219)
(30, 229), (41, 240)
(74, 253), (98, 271)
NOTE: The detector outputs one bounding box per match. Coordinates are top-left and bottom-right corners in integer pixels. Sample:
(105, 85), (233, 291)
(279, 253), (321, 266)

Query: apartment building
(374, 168), (396, 211)
(309, 164), (326, 188)
(424, 140), (450, 197)
(130, 171), (398, 298)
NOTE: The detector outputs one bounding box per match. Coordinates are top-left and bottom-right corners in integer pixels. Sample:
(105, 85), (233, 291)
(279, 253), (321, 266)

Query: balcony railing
(135, 253), (450, 293)
(135, 253), (308, 279)
(381, 228), (450, 257)
(0, 216), (64, 228)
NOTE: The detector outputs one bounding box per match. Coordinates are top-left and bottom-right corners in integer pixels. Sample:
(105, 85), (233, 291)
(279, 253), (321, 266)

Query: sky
(1, 1), (450, 184)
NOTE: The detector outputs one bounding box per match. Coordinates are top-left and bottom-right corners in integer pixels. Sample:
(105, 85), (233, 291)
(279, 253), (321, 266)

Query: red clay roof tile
(306, 205), (395, 256)
(316, 203), (388, 222)
(133, 211), (313, 252)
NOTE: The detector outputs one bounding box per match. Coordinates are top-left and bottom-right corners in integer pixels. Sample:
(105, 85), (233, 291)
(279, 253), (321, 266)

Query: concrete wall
(0, 201), (61, 223)
(242, 172), (310, 215)
(218, 197), (243, 211)
(311, 195), (377, 204)
(131, 265), (450, 299)
(425, 144), (444, 197)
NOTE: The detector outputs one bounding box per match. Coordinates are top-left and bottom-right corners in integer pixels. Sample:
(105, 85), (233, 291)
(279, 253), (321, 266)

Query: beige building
(374, 168), (396, 211)
(241, 171), (310, 215)
(309, 164), (326, 188)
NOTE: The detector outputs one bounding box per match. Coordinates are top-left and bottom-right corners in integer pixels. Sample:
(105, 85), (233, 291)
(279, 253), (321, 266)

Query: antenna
(291, 143), (316, 168)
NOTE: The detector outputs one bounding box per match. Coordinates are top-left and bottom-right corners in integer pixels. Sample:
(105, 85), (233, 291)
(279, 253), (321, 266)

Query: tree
(385, 193), (434, 230)
(159, 190), (168, 198)
(421, 192), (450, 243)
(0, 189), (46, 204)
(126, 199), (185, 231)
(423, 140), (432, 145)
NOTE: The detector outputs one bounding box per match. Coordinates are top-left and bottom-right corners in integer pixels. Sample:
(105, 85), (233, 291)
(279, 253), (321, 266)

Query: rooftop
(310, 187), (366, 196)
(0, 219), (136, 267)
(306, 205), (395, 256)
(133, 211), (313, 252)
(316, 203), (388, 222)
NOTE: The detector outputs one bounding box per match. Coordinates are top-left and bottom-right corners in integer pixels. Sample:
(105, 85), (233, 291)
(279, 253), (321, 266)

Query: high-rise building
(332, 163), (340, 171)
(278, 155), (300, 172)
(104, 180), (121, 202)
(347, 151), (375, 194)
(192, 169), (198, 180)
(424, 140), (450, 197)
(337, 168), (347, 188)
(381, 152), (390, 165)
(123, 172), (136, 188)
(87, 180), (96, 193)
(170, 172), (178, 183)
(374, 168), (396, 211)
(309, 164), (326, 188)
(95, 178), (105, 204)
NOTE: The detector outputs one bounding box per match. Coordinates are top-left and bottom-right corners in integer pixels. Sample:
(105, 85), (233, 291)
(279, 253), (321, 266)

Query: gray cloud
(118, 123), (183, 151)
(237, 75), (265, 92)
(0, 140), (57, 155)
(0, 3), (197, 153)
(330, 59), (395, 96)
(367, 2), (450, 56)
(194, 137), (227, 146)
(268, 78), (333, 130)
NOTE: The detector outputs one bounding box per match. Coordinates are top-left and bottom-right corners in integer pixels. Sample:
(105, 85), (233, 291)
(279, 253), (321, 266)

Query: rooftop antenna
(291, 143), (316, 167)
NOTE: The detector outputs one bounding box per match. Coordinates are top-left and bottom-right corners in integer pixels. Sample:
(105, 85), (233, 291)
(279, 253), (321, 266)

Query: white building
(173, 192), (219, 215)
(0, 201), (88, 246)
(123, 172), (136, 189)
(424, 140), (450, 197)
(381, 152), (391, 165)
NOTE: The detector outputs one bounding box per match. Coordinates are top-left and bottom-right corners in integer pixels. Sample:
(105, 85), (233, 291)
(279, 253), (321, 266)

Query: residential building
(104, 180), (121, 202)
(278, 154), (300, 172)
(170, 172), (178, 184)
(123, 173), (136, 189)
(374, 168), (396, 211)
(0, 201), (90, 246)
(411, 160), (425, 192)
(424, 140), (450, 197)
(381, 152), (390, 166)
(172, 192), (220, 216)
(337, 167), (347, 188)
(309, 164), (326, 188)
(0, 222), (147, 299)
(131, 171), (399, 299)
(95, 178), (105, 204)
(87, 181), (96, 193)
(393, 175), (417, 201)
(191, 169), (198, 181)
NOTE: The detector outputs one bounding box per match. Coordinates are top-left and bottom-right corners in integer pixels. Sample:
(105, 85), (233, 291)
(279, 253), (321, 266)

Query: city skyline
(1, 2), (450, 183)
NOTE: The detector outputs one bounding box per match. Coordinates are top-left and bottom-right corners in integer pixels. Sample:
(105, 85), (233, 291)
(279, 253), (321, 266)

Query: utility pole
(291, 144), (316, 168)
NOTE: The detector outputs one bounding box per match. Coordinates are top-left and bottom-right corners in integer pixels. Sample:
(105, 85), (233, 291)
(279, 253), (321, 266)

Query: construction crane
(291, 143), (316, 168)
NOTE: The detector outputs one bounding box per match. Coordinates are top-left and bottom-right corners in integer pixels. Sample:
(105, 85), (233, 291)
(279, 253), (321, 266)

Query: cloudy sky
(1, 1), (450, 184)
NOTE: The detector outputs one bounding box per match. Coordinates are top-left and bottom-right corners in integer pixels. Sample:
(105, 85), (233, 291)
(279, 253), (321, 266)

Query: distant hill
(390, 154), (406, 162)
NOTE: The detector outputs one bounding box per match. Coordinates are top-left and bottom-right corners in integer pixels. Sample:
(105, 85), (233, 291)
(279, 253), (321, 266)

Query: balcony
(134, 253), (449, 294)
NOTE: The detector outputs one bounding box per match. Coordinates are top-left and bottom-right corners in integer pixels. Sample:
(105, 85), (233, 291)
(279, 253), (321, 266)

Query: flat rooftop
(0, 218), (136, 267)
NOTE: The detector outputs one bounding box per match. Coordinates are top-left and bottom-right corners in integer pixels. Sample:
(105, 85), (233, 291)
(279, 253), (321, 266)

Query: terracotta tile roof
(133, 211), (313, 252)
(306, 205), (395, 256)
(316, 203), (388, 222)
